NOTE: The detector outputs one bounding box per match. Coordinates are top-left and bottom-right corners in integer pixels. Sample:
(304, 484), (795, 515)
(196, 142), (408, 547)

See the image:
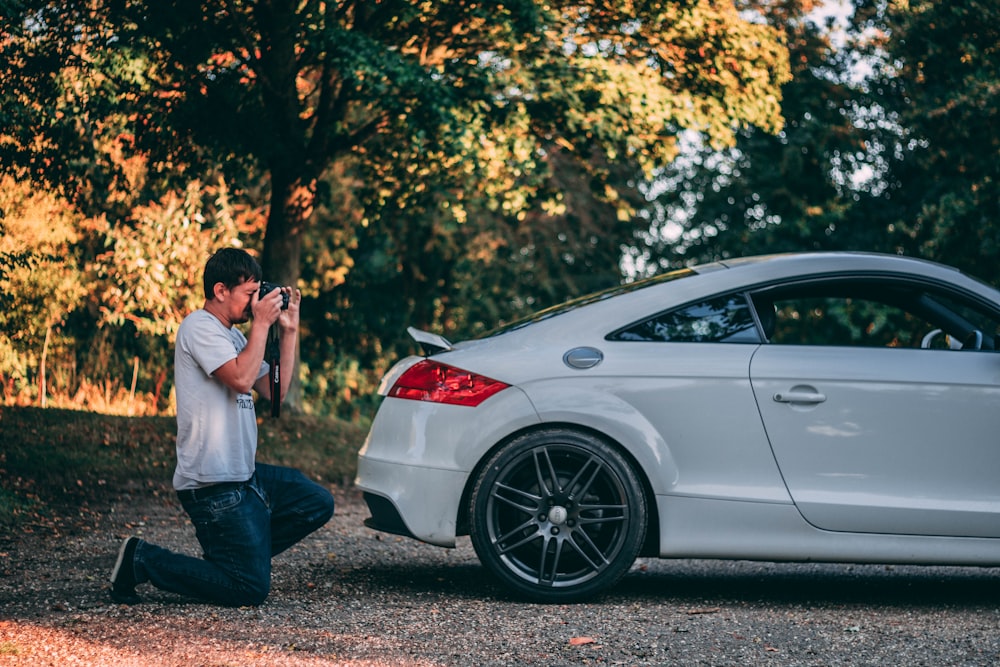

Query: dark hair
(203, 247), (262, 299)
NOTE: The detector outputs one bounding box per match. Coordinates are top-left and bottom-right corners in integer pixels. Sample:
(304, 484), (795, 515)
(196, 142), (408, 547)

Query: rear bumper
(355, 455), (468, 547)
(355, 388), (541, 547)
(362, 492), (417, 539)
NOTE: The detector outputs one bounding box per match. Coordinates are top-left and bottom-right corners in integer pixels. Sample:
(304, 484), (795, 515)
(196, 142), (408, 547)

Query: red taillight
(387, 360), (509, 407)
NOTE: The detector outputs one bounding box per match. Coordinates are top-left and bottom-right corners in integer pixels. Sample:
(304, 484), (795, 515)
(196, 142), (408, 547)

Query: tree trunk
(39, 323), (51, 408)
(260, 168), (317, 413)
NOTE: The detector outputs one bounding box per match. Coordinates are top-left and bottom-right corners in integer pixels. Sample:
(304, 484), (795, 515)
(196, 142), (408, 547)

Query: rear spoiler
(407, 326), (454, 354)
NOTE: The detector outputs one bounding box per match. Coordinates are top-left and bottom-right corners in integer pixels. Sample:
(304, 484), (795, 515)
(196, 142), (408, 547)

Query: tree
(3, 0), (790, 286)
(861, 0), (1000, 284)
(3, 1), (793, 415)
(635, 0), (875, 271)
(0, 176), (88, 404)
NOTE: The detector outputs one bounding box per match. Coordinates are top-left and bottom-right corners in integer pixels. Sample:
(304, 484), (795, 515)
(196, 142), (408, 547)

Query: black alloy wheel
(469, 428), (647, 603)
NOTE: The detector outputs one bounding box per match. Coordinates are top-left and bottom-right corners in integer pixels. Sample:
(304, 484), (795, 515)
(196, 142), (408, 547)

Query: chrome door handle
(773, 391), (827, 404)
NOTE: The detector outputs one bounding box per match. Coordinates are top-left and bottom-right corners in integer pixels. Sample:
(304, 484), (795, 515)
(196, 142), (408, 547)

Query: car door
(749, 280), (1000, 538)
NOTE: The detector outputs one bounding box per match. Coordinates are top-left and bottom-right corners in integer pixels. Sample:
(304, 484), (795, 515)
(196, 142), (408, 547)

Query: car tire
(469, 428), (647, 603)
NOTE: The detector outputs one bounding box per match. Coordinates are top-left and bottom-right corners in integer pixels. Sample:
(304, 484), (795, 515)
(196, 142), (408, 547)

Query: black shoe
(110, 536), (142, 604)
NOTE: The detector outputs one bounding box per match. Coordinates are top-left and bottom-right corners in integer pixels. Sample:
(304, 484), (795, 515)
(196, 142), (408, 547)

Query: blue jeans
(133, 463), (334, 606)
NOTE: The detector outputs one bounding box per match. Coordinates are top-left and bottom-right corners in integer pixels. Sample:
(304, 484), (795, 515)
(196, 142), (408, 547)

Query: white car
(356, 252), (1000, 602)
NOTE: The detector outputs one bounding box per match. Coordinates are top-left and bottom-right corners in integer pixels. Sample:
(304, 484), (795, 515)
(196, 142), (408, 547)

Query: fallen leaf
(569, 637), (597, 646)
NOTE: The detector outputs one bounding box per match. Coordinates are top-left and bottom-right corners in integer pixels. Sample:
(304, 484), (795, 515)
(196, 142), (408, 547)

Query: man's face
(230, 278), (260, 324)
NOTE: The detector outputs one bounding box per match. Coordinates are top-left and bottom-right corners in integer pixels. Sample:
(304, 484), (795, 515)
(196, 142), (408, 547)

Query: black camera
(259, 281), (289, 310)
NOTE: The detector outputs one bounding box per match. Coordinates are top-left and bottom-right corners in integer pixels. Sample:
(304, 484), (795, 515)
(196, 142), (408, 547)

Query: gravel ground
(3, 485), (1000, 666)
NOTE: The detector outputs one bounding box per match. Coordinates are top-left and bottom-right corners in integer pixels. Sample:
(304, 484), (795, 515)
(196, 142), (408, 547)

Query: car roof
(479, 252), (998, 342)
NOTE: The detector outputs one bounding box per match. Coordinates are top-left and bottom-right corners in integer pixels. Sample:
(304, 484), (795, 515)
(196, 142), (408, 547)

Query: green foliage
(0, 177), (89, 399)
(637, 0), (869, 270)
(299, 349), (385, 425)
(645, 0), (1000, 294)
(0, 249), (33, 312)
(3, 1), (792, 418)
(261, 0), (793, 412)
(862, 0), (1000, 284)
(5, 0), (792, 265)
(92, 178), (264, 338)
(0, 3), (148, 219)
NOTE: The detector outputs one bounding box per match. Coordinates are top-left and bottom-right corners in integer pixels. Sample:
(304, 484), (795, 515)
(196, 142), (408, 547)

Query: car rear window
(481, 268), (697, 338)
(609, 293), (761, 343)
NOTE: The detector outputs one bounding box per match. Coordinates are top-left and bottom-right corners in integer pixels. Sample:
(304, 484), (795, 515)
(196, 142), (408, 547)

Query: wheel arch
(456, 421), (661, 556)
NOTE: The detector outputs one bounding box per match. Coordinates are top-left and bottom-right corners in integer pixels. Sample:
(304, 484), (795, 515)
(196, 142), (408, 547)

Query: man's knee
(224, 578), (270, 607)
(318, 488), (335, 521)
(306, 487), (335, 529)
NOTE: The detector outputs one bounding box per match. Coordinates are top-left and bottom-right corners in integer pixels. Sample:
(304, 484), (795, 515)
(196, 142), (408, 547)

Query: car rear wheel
(469, 428), (647, 603)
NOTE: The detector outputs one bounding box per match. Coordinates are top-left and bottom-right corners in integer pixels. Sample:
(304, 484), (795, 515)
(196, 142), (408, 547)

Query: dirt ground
(4, 484), (1000, 666)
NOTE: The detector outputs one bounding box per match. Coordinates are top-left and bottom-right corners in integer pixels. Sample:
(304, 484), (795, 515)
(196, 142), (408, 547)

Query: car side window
(754, 280), (1000, 350)
(610, 293), (761, 343)
(767, 296), (926, 347)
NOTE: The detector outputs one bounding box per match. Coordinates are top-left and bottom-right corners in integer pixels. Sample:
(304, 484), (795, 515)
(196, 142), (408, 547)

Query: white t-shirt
(173, 309), (268, 490)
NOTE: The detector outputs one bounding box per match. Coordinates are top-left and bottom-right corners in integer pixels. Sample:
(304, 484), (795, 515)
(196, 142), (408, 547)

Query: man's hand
(277, 287), (301, 333)
(251, 286), (287, 328)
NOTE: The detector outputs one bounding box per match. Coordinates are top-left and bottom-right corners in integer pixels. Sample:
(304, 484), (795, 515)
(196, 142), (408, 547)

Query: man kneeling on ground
(110, 247), (335, 606)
